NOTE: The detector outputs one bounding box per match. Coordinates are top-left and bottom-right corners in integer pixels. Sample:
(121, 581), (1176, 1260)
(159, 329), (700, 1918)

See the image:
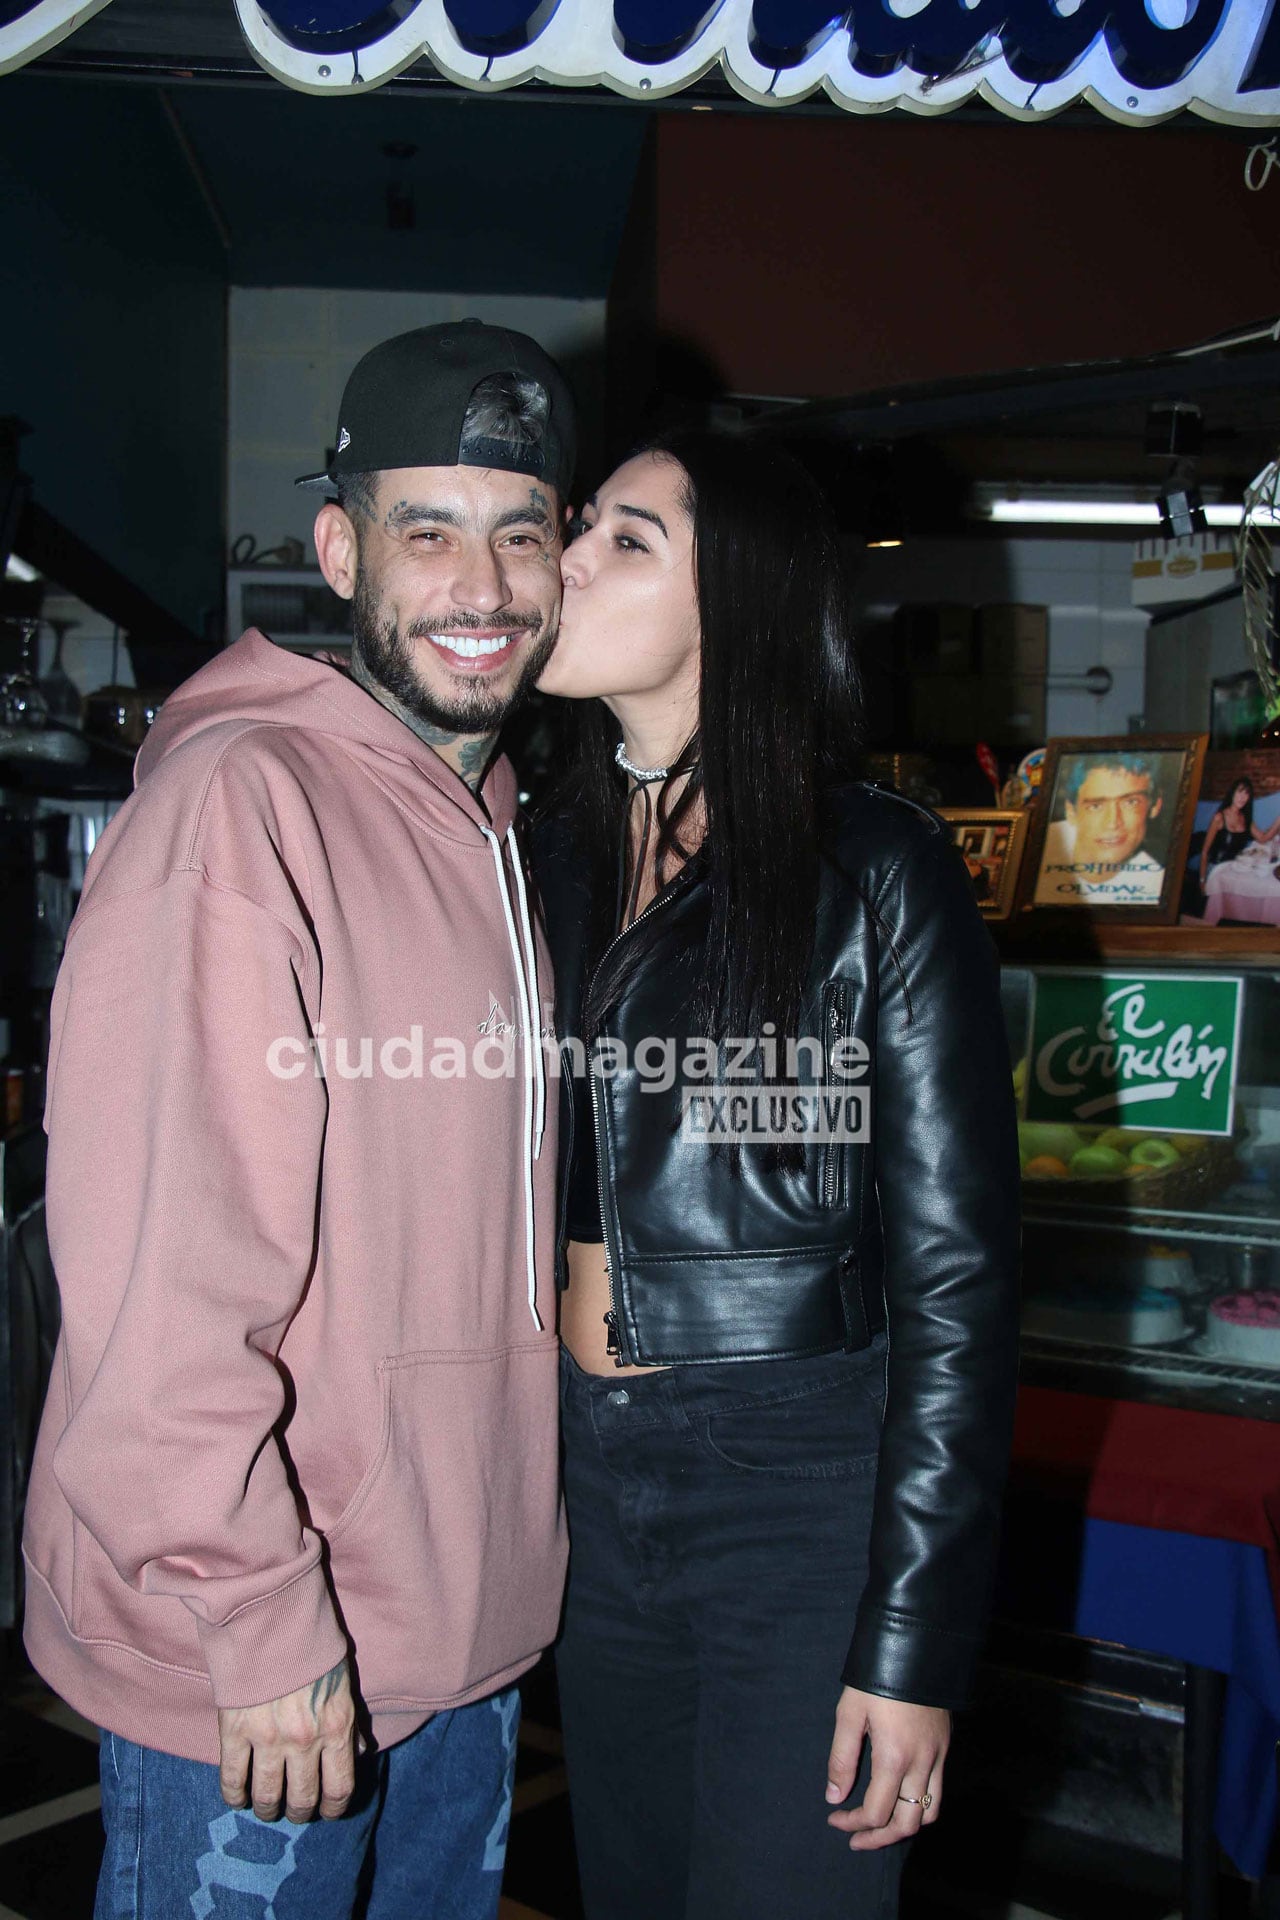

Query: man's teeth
(432, 633), (516, 658)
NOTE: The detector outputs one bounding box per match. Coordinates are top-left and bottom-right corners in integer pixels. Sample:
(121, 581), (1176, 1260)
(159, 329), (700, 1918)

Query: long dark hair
(563, 429), (865, 1049)
(1219, 775), (1254, 832)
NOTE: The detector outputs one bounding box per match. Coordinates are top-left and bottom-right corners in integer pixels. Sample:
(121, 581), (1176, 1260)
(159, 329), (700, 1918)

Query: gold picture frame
(1022, 733), (1207, 923)
(938, 809), (1029, 921)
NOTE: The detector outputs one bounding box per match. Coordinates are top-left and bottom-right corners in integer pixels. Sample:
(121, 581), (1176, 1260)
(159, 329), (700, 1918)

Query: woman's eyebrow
(613, 504), (669, 538)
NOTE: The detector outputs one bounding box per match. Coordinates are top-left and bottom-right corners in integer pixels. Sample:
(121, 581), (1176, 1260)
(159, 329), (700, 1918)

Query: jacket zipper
(585, 872), (697, 1368)
(589, 1068), (623, 1363)
(821, 980), (850, 1210)
(554, 1041), (576, 1292)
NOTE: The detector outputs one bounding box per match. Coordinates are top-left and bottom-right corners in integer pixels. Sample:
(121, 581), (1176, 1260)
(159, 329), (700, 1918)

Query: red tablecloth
(1011, 1387), (1280, 1609)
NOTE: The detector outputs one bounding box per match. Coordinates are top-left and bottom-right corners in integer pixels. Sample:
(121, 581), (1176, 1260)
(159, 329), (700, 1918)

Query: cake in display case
(1000, 956), (1280, 1418)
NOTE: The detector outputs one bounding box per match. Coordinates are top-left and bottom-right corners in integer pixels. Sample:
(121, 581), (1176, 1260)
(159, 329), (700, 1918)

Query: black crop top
(1207, 824), (1250, 868)
(562, 782), (694, 1248)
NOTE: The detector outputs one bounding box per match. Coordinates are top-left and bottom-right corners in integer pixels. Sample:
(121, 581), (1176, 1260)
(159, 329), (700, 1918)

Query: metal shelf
(1019, 1335), (1280, 1419)
(1023, 1200), (1280, 1248)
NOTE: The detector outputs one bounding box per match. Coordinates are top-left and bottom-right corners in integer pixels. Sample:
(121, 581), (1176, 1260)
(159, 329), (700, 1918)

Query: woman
(1199, 775), (1279, 894)
(534, 433), (1021, 1919)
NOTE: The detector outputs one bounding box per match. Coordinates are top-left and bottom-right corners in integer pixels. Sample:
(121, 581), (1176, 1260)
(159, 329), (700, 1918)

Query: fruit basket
(1017, 1117), (1243, 1215)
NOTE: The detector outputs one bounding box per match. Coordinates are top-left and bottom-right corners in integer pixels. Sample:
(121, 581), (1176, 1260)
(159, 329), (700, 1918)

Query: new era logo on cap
(337, 428), (351, 452)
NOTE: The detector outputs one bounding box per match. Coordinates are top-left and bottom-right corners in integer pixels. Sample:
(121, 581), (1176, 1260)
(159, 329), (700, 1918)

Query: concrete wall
(853, 536), (1152, 742)
(1143, 591), (1251, 735)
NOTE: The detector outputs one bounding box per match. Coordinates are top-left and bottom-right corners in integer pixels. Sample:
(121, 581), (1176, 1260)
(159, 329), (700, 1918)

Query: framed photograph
(1023, 734), (1207, 921)
(939, 808), (1029, 921)
(1180, 749), (1280, 927)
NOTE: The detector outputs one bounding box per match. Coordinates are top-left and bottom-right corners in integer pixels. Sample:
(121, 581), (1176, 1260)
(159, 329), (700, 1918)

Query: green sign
(1024, 971), (1242, 1137)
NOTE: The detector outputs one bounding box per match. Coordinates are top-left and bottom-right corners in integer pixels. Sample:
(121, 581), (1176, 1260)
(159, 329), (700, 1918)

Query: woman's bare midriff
(561, 1239), (671, 1377)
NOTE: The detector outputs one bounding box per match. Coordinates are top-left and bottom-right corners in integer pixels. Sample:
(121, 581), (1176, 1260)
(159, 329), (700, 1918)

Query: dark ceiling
(20, 1), (654, 300)
(750, 336), (1280, 538)
(17, 3), (1280, 543)
(166, 85), (651, 295)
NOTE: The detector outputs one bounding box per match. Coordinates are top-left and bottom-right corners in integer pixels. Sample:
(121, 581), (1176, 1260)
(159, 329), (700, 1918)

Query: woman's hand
(825, 1685), (949, 1851)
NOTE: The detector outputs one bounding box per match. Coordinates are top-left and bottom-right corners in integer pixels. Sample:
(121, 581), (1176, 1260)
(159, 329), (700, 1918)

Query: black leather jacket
(534, 781), (1022, 1709)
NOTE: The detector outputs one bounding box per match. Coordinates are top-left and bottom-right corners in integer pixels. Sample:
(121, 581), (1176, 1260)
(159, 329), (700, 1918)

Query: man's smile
(422, 629), (528, 672)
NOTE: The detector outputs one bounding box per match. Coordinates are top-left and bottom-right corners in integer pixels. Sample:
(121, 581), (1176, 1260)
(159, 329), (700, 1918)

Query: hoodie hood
(137, 629), (517, 841)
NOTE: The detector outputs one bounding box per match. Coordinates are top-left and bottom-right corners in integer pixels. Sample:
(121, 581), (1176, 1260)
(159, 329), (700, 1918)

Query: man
(1034, 751), (1167, 905)
(23, 321), (573, 1918)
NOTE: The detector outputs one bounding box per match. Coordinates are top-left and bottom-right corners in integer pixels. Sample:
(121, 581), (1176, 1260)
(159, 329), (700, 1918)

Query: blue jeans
(555, 1338), (904, 1920)
(93, 1688), (520, 1920)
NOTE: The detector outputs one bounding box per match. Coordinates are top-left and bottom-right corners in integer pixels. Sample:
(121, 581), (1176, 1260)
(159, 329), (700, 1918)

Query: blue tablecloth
(1072, 1518), (1279, 1878)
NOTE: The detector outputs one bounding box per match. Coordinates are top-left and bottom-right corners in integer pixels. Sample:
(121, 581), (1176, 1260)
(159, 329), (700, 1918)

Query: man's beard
(352, 572), (558, 736)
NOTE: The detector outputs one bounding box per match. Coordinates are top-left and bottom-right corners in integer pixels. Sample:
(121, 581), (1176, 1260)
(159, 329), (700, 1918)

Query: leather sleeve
(842, 820), (1022, 1709)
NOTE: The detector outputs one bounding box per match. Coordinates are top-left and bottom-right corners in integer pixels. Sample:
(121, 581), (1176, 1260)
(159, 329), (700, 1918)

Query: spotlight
(1157, 483), (1207, 540)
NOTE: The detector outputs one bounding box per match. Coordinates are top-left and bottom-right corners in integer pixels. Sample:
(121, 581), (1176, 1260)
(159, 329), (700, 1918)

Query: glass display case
(999, 948), (1280, 1421)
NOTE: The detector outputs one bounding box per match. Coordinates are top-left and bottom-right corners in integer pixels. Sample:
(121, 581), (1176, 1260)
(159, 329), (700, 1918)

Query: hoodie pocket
(323, 1340), (565, 1708)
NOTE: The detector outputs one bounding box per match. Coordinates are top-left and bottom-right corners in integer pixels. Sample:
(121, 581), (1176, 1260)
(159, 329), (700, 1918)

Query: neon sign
(2, 0), (1277, 125)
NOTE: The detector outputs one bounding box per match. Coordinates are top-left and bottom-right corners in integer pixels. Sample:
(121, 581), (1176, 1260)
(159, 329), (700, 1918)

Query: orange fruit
(1023, 1154), (1070, 1178)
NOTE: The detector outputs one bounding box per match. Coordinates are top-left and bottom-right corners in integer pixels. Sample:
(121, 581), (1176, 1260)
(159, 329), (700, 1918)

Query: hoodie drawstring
(505, 826), (547, 1158)
(483, 826), (545, 1332)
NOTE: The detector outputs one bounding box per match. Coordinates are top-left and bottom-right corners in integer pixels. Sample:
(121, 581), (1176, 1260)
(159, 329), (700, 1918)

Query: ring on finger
(896, 1791), (933, 1811)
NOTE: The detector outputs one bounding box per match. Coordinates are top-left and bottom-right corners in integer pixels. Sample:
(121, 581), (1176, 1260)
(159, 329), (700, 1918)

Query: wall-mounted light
(971, 485), (1244, 529)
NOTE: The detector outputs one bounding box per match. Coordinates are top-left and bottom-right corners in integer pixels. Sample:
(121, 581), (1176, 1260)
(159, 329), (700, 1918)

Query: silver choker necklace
(615, 741), (670, 783)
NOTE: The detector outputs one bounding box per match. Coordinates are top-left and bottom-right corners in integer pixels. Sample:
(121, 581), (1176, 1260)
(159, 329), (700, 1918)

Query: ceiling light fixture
(973, 487), (1246, 529)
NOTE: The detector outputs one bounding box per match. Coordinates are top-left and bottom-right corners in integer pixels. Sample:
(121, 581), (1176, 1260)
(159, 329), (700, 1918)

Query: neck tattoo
(350, 656), (495, 792)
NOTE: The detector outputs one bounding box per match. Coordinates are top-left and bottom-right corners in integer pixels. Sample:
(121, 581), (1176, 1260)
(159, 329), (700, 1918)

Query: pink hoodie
(23, 631), (565, 1764)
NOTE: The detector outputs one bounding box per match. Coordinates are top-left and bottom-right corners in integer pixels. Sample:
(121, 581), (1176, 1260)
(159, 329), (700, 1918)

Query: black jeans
(555, 1336), (905, 1920)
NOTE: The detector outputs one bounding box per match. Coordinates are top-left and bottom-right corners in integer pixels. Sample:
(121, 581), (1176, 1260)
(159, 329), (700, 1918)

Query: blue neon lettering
(613, 0), (728, 62)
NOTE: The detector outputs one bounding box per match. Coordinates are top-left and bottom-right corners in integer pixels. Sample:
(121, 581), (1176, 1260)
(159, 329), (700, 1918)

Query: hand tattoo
(308, 1660), (347, 1714)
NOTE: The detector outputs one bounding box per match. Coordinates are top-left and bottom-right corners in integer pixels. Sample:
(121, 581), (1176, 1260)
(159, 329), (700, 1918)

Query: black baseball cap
(295, 319), (576, 499)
